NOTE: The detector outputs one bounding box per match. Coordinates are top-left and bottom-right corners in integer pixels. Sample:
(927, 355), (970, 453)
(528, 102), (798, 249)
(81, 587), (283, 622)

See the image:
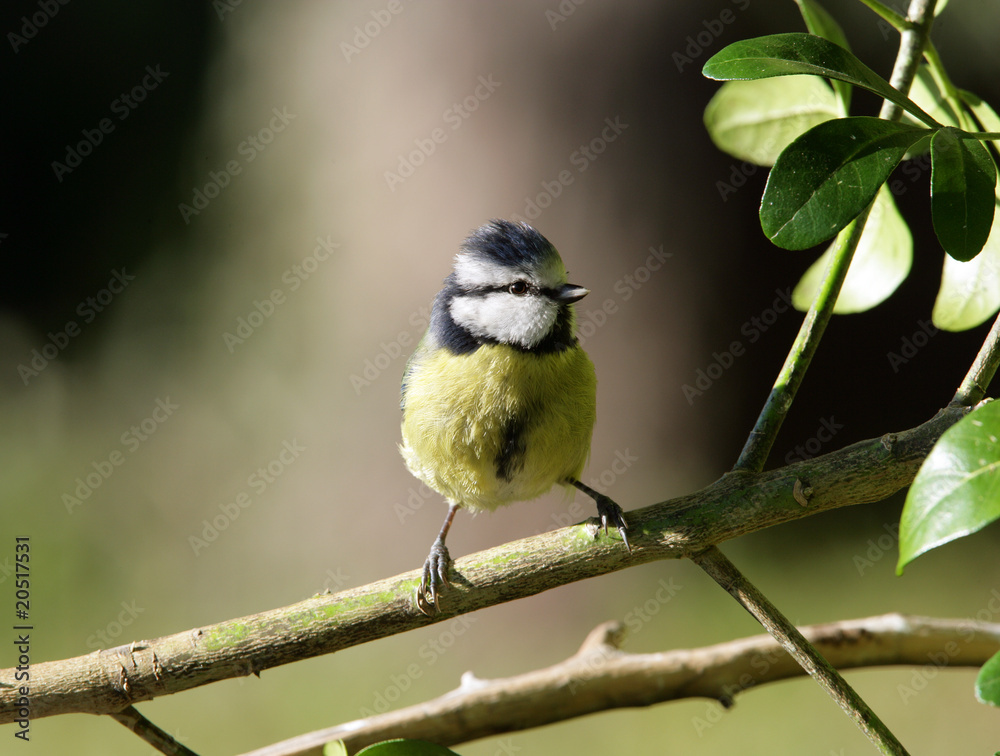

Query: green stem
(855, 0), (907, 30)
(734, 208), (870, 473)
(735, 0), (939, 474)
(953, 309), (1000, 406)
(923, 41), (961, 103)
(713, 3), (942, 755)
(692, 547), (909, 756)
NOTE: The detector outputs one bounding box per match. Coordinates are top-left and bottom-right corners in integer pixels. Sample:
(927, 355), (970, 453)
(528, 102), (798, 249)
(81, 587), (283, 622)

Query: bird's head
(439, 219), (588, 352)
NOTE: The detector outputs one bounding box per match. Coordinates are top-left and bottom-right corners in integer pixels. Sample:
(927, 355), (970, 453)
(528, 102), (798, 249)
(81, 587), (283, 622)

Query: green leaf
(932, 191), (1000, 331)
(902, 65), (963, 131)
(930, 128), (998, 261)
(898, 400), (1000, 574)
(962, 89), (1000, 153)
(794, 0), (852, 111)
(325, 742), (350, 756)
(704, 76), (841, 166)
(793, 185), (911, 312)
(703, 33), (937, 127)
(357, 740), (462, 756)
(761, 116), (929, 250)
(976, 650), (1000, 707)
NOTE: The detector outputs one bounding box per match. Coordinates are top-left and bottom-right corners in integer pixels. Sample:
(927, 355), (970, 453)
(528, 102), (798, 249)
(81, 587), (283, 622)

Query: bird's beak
(556, 284), (589, 303)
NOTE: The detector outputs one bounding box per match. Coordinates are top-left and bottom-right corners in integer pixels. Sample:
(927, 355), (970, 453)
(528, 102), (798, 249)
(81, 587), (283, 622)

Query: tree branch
(237, 614), (1000, 756)
(692, 548), (906, 755)
(0, 405), (969, 723)
(708, 3), (942, 752)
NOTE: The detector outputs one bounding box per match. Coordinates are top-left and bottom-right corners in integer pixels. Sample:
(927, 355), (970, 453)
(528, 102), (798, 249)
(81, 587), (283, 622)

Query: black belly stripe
(495, 416), (527, 482)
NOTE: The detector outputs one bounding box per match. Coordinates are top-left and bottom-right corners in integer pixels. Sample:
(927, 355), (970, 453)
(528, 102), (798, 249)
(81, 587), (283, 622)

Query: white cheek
(451, 293), (557, 348)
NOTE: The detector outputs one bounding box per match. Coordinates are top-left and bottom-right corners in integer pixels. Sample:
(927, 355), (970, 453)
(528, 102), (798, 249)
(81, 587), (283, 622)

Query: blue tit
(400, 219), (630, 614)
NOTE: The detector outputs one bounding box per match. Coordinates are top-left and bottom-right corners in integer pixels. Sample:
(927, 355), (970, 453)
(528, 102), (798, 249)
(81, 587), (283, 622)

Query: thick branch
(0, 405), (969, 723)
(239, 614), (1000, 756)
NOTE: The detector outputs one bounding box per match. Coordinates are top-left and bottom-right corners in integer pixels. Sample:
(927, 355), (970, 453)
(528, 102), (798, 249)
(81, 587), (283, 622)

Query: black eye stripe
(466, 283), (560, 298)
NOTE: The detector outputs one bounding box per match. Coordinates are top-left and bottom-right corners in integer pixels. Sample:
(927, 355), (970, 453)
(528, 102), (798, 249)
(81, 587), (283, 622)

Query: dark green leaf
(356, 740), (462, 756)
(761, 117), (928, 250)
(793, 185), (911, 312)
(898, 400), (1000, 573)
(930, 128), (998, 261)
(703, 33), (937, 127)
(794, 0), (852, 110)
(976, 650), (1000, 707)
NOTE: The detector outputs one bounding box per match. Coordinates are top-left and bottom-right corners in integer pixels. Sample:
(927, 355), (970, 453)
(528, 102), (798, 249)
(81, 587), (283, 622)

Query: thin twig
(111, 705), (201, 756)
(733, 210), (871, 473)
(953, 309), (1000, 406)
(692, 548), (908, 755)
(238, 614), (1000, 756)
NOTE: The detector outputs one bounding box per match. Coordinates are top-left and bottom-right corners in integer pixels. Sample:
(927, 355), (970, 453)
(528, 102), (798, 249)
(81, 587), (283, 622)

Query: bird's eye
(509, 281), (529, 295)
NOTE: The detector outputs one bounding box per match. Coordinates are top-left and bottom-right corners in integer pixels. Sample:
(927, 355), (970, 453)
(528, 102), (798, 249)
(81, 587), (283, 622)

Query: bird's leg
(416, 503), (459, 615)
(571, 479), (631, 553)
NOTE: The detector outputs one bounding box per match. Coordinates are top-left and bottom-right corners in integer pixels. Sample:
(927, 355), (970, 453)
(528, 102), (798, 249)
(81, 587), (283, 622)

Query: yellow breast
(400, 343), (596, 511)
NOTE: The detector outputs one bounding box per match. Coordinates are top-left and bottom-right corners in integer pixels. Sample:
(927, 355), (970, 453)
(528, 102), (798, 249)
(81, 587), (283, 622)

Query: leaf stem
(855, 0), (907, 31)
(692, 547), (910, 755)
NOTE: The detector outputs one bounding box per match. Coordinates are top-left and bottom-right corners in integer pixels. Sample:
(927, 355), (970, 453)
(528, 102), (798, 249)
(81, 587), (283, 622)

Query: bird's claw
(596, 495), (631, 553)
(415, 538), (451, 616)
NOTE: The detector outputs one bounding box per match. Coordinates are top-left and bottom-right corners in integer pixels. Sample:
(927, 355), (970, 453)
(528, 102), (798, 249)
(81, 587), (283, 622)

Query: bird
(400, 219), (630, 615)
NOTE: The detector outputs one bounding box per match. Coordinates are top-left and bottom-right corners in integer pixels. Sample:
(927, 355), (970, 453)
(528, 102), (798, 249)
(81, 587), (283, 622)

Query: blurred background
(3, 0), (1000, 753)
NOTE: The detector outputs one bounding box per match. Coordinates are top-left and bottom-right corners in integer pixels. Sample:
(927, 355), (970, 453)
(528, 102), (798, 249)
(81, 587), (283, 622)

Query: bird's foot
(594, 493), (631, 553)
(415, 538), (451, 616)
(571, 478), (632, 553)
